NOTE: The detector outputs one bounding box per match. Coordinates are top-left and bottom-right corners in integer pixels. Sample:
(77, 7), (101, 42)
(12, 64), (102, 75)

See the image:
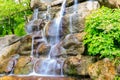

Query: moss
(68, 64), (77, 75)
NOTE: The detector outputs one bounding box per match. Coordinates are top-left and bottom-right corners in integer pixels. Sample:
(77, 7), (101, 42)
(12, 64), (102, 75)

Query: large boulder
(14, 56), (33, 75)
(0, 35), (21, 61)
(88, 58), (116, 80)
(63, 55), (95, 76)
(0, 54), (19, 74)
(17, 35), (32, 56)
(36, 42), (50, 55)
(63, 34), (84, 56)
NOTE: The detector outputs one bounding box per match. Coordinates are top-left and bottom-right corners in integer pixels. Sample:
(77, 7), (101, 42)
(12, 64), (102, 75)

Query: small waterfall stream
(29, 0), (67, 76)
(39, 0), (66, 76)
(69, 0), (78, 34)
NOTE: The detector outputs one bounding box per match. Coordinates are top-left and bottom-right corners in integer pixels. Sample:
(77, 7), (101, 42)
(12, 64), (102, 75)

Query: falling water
(69, 15), (73, 34)
(69, 0), (78, 34)
(30, 36), (34, 57)
(33, 8), (39, 20)
(74, 0), (78, 13)
(53, 0), (66, 44)
(26, 8), (39, 34)
(46, 5), (51, 20)
(39, 0), (66, 76)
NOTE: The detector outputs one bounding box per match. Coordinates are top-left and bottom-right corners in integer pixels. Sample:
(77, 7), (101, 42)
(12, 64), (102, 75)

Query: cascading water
(33, 8), (39, 20)
(38, 0), (67, 76)
(69, 0), (78, 34)
(45, 5), (51, 20)
(74, 0), (78, 12)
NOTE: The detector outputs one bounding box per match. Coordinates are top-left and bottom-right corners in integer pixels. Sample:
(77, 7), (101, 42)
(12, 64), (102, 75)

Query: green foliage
(84, 7), (120, 58)
(115, 76), (120, 80)
(0, 0), (32, 36)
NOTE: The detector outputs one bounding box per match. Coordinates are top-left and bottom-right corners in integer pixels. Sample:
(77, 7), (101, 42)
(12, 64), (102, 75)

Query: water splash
(39, 58), (61, 75)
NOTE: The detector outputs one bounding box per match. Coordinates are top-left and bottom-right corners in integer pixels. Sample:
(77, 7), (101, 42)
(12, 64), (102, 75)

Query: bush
(84, 7), (120, 58)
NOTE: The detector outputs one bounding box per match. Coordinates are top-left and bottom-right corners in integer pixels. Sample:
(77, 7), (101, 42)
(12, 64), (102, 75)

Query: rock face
(88, 58), (116, 80)
(63, 55), (94, 76)
(0, 35), (21, 61)
(14, 56), (33, 74)
(0, 0), (120, 80)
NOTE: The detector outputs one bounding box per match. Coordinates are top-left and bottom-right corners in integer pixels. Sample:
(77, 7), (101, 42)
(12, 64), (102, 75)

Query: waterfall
(33, 8), (39, 20)
(26, 8), (39, 34)
(69, 0), (78, 34)
(46, 5), (51, 20)
(74, 0), (78, 13)
(38, 0), (66, 76)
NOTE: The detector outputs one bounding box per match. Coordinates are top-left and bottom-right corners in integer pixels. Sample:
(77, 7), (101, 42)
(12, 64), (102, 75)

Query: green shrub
(115, 76), (120, 80)
(84, 7), (120, 58)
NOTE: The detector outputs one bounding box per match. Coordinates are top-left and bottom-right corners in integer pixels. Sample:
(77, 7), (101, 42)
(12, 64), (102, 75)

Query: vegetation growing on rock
(84, 6), (120, 58)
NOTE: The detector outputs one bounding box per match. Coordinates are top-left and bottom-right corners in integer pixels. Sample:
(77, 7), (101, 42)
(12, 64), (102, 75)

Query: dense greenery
(84, 7), (120, 58)
(0, 0), (32, 36)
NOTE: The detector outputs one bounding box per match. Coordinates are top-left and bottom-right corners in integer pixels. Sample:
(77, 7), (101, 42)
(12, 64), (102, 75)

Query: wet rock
(0, 54), (19, 74)
(0, 35), (21, 61)
(14, 56), (33, 75)
(18, 35), (32, 56)
(98, 0), (120, 8)
(37, 43), (50, 55)
(25, 19), (45, 34)
(30, 0), (47, 10)
(5, 54), (19, 73)
(63, 34), (84, 55)
(74, 32), (86, 42)
(64, 1), (100, 33)
(63, 55), (94, 76)
(35, 58), (63, 75)
(88, 58), (116, 80)
(44, 17), (68, 38)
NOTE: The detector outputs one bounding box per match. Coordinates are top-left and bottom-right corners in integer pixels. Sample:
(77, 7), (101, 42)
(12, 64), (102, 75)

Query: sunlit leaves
(84, 7), (120, 58)
(0, 0), (32, 36)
